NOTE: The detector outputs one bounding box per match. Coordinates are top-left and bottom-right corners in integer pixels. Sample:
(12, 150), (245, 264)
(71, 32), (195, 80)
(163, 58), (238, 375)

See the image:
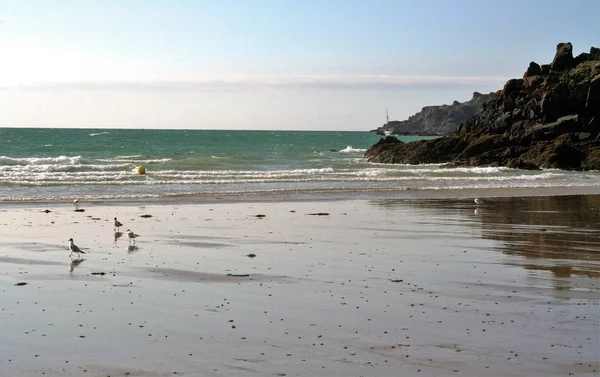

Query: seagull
(73, 199), (79, 205)
(114, 217), (123, 231)
(126, 229), (139, 244)
(474, 198), (484, 205)
(68, 238), (86, 258)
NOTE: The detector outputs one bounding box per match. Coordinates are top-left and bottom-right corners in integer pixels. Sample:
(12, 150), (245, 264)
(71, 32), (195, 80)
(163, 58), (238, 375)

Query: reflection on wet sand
(522, 264), (574, 277)
(68, 258), (85, 273)
(370, 195), (600, 280)
(126, 245), (139, 253)
(474, 195), (600, 279)
(114, 231), (123, 242)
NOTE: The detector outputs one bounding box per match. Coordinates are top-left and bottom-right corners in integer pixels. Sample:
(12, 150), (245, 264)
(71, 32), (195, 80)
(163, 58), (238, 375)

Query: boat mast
(386, 107), (389, 124)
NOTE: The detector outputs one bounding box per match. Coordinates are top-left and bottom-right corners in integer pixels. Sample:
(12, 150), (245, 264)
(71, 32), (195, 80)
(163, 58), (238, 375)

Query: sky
(0, 0), (598, 131)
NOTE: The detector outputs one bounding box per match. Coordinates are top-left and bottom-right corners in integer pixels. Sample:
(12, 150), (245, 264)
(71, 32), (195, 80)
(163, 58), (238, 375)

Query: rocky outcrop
(551, 42), (575, 71)
(372, 92), (495, 136)
(365, 43), (600, 171)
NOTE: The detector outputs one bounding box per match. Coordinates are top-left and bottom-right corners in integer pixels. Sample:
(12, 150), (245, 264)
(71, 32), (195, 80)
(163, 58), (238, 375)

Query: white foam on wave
(97, 157), (172, 164)
(290, 167), (335, 174)
(89, 132), (110, 136)
(415, 181), (595, 190)
(353, 168), (389, 177)
(1, 163), (130, 173)
(2, 160), (591, 186)
(0, 155), (83, 166)
(339, 146), (367, 153)
(399, 166), (510, 174)
(156, 167), (336, 176)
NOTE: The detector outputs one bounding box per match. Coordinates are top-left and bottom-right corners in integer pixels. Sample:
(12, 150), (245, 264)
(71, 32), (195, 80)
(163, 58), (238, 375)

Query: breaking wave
(0, 155), (84, 166)
(338, 146), (367, 153)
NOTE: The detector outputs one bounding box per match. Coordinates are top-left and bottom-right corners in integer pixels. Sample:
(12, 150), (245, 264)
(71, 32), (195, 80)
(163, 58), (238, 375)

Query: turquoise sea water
(1, 128), (598, 202)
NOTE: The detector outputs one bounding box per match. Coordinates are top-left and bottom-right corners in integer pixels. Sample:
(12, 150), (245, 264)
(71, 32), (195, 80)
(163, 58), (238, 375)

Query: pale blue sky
(0, 0), (598, 130)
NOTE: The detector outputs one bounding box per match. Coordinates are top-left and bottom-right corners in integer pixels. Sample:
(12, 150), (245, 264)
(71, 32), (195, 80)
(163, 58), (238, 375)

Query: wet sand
(1, 195), (599, 376)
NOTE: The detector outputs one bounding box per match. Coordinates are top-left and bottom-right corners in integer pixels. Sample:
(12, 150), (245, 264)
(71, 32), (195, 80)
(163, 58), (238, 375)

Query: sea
(1, 128), (599, 203)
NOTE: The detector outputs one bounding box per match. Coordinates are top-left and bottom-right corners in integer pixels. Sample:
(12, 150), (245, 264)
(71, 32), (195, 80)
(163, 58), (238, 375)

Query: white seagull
(126, 229), (139, 244)
(68, 238), (86, 258)
(114, 217), (123, 231)
(474, 198), (484, 205)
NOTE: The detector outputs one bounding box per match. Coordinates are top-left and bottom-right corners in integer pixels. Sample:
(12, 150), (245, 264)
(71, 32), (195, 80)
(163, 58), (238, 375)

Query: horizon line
(0, 74), (510, 91)
(0, 125), (388, 132)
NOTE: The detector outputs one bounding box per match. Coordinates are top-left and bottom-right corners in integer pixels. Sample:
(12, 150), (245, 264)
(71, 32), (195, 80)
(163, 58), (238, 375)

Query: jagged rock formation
(365, 43), (600, 171)
(372, 92), (495, 136)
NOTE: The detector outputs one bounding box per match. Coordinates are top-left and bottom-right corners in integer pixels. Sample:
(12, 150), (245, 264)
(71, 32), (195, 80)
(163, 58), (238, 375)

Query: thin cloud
(0, 74), (509, 91)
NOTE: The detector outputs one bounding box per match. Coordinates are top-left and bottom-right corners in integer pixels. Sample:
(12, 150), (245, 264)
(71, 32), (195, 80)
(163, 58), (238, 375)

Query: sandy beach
(1, 195), (599, 377)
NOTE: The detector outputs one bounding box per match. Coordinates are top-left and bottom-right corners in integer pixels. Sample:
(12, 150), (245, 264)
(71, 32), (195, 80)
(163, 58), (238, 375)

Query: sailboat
(375, 107), (394, 136)
(383, 107), (393, 136)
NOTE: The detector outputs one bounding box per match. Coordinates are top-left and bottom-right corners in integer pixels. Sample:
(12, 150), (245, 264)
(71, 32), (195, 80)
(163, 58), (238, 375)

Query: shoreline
(2, 184), (600, 208)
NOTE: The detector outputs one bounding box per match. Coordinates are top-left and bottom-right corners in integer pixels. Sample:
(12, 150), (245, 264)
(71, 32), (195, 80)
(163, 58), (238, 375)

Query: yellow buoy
(136, 165), (146, 175)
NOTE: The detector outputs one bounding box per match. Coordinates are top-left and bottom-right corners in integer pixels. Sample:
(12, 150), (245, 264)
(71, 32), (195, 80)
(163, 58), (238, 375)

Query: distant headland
(372, 91), (495, 136)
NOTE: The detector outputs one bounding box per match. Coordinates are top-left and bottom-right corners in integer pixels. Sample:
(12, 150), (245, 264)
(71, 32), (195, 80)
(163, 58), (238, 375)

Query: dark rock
(526, 115), (580, 141)
(524, 62), (542, 77)
(586, 74), (600, 111)
(460, 135), (507, 158)
(503, 79), (524, 95)
(375, 136), (402, 145)
(365, 43), (600, 171)
(523, 75), (543, 89)
(574, 52), (591, 65)
(506, 158), (539, 170)
(541, 64), (551, 75)
(551, 42), (575, 71)
(575, 132), (592, 141)
(520, 134), (586, 169)
(582, 148), (600, 169)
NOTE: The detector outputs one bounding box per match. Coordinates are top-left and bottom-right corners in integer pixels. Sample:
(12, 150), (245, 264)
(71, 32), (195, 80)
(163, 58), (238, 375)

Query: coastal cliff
(365, 43), (600, 170)
(373, 92), (495, 136)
